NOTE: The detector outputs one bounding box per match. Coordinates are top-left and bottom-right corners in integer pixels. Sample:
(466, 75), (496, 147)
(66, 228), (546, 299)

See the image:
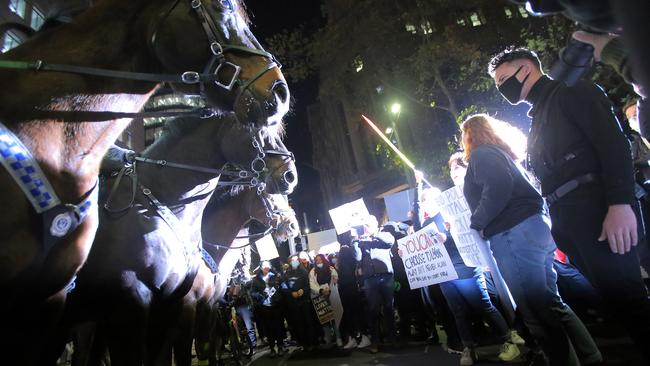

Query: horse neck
(136, 120), (225, 225)
(202, 193), (253, 246)
(0, 1), (160, 121)
(0, 1), (160, 201)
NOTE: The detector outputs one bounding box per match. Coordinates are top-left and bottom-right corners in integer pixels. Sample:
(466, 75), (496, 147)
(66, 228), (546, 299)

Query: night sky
(245, 0), (326, 232)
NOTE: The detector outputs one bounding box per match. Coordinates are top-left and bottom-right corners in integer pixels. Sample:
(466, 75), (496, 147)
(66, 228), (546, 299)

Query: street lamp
(389, 102), (412, 184)
(390, 102), (401, 114)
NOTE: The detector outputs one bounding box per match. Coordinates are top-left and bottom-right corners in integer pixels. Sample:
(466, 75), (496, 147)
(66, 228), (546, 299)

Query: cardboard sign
(433, 186), (492, 268)
(328, 199), (370, 234)
(383, 188), (415, 223)
(255, 234), (279, 261)
(312, 294), (335, 325)
(397, 223), (458, 289)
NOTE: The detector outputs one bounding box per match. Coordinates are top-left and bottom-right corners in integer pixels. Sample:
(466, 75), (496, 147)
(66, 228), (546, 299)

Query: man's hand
(291, 291), (299, 299)
(572, 31), (615, 62)
(297, 289), (304, 297)
(598, 204), (638, 254)
(414, 170), (424, 184)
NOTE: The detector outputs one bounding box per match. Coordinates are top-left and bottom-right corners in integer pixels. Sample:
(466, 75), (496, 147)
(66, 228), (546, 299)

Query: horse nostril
(271, 82), (289, 105)
(290, 223), (297, 230)
(283, 171), (295, 185)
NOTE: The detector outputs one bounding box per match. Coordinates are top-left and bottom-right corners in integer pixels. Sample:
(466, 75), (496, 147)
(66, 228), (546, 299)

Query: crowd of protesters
(217, 45), (650, 366)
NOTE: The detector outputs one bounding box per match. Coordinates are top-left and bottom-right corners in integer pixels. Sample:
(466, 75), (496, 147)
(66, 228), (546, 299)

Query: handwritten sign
(328, 199), (370, 234)
(312, 294), (335, 324)
(432, 186), (491, 268)
(397, 223), (458, 289)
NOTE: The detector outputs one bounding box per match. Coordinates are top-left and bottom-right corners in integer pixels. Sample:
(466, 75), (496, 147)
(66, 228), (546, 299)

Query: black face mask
(497, 66), (529, 105)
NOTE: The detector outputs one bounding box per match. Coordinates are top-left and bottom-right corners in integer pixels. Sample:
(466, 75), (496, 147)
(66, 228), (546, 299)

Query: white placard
(432, 186), (492, 268)
(396, 223), (458, 289)
(256, 234), (279, 260)
(328, 199), (370, 234)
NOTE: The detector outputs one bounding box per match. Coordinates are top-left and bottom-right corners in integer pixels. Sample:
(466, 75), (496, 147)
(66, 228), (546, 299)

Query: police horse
(0, 0), (289, 362)
(60, 113), (296, 366)
(170, 188), (299, 366)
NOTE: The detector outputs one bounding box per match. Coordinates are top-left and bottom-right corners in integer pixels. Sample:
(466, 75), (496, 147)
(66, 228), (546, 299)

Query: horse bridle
(0, 0), (282, 122)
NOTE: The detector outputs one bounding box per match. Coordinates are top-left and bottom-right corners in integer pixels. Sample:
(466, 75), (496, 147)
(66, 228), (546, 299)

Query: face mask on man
(316, 263), (324, 269)
(498, 66), (528, 105)
(290, 261), (299, 269)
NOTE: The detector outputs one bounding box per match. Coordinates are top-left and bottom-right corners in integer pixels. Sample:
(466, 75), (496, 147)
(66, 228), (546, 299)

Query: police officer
(488, 47), (650, 362)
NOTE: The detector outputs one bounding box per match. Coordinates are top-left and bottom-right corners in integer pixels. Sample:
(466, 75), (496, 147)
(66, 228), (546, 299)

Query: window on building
(504, 7), (514, 19)
(30, 7), (45, 30)
(420, 20), (433, 34)
(353, 56), (363, 73)
(2, 31), (21, 53)
(456, 17), (466, 27)
(518, 5), (529, 18)
(9, 0), (27, 19)
(405, 23), (417, 34)
(469, 11), (486, 26)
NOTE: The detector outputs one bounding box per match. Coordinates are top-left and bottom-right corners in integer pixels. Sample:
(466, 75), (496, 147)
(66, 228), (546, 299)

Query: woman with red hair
(460, 114), (600, 366)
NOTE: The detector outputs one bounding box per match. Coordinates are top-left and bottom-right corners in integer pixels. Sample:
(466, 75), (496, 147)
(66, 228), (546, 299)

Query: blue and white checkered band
(201, 247), (220, 274)
(0, 121), (61, 213)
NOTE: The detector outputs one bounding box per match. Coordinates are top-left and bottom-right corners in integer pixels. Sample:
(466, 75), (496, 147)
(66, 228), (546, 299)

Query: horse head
(150, 0), (289, 128)
(265, 194), (300, 242)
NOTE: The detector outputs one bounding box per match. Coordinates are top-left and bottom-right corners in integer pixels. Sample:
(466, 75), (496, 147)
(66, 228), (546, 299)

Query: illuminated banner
(327, 198), (370, 234)
(432, 186), (492, 268)
(397, 223), (458, 289)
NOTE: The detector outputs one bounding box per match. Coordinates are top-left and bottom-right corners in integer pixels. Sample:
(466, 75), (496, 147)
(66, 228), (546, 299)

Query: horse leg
(173, 299), (197, 366)
(106, 298), (147, 366)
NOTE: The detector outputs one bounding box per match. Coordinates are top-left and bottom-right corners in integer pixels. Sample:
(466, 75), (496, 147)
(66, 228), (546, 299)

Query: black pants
(551, 193), (650, 362)
(286, 299), (319, 347)
(257, 305), (284, 348)
(339, 284), (365, 340)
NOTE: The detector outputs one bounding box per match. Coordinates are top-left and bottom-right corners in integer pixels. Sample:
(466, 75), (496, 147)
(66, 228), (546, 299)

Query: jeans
(551, 196), (650, 362)
(439, 270), (509, 347)
(364, 273), (396, 344)
(236, 304), (256, 348)
(489, 214), (601, 366)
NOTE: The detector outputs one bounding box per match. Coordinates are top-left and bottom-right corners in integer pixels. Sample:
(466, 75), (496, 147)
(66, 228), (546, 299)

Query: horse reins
(0, 0), (282, 122)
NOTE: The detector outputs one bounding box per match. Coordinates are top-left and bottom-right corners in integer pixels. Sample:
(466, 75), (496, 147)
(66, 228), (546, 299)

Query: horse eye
(221, 0), (234, 11)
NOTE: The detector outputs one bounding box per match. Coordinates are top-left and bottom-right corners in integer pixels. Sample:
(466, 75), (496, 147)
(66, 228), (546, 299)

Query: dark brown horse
(170, 189), (299, 366)
(60, 113), (296, 366)
(0, 0), (289, 336)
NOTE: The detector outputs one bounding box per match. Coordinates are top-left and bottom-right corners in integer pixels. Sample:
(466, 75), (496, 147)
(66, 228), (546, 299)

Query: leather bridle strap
(134, 156), (250, 178)
(0, 59), (218, 85)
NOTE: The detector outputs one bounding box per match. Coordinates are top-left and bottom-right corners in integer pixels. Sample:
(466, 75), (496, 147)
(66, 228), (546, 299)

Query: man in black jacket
(489, 47), (650, 361)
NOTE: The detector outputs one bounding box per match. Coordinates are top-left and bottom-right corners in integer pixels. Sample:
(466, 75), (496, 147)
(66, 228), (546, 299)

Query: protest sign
(397, 223), (458, 289)
(328, 199), (370, 234)
(312, 294), (335, 324)
(433, 186), (491, 268)
(255, 234), (279, 260)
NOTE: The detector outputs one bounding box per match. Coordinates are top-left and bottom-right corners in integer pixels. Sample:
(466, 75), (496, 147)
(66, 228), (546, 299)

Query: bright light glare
(391, 103), (401, 114)
(304, 228), (310, 234)
(385, 127), (393, 134)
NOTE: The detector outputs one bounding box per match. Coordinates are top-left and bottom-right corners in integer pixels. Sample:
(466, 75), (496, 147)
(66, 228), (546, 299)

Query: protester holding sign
(353, 215), (398, 354)
(412, 169), (521, 366)
(309, 254), (343, 347)
(250, 260), (286, 358)
(461, 114), (601, 366)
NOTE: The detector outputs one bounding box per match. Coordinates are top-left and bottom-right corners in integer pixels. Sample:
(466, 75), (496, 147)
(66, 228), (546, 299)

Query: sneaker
(510, 330), (526, 345)
(498, 342), (520, 362)
(460, 347), (474, 365)
(357, 335), (371, 348)
(343, 337), (357, 349)
(442, 343), (463, 355)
